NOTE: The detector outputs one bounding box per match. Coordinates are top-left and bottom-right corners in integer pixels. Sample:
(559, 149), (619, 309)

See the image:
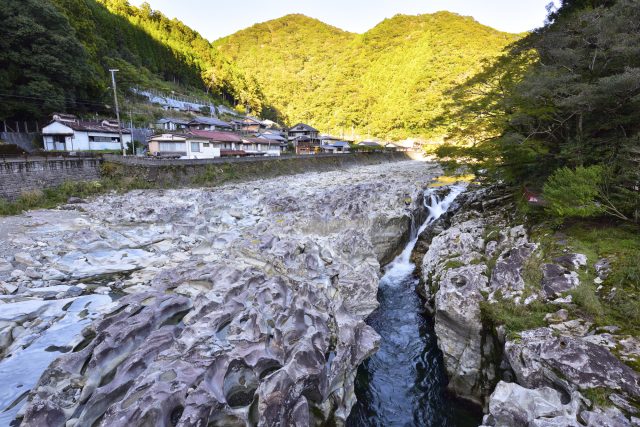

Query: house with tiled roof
(288, 123), (319, 142)
(187, 116), (232, 131)
(42, 114), (132, 152)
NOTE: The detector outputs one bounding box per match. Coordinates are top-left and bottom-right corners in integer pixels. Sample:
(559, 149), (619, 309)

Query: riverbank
(414, 185), (640, 425)
(0, 152), (412, 215)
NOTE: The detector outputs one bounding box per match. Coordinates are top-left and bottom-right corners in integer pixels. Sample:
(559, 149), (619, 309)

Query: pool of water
(347, 186), (482, 427)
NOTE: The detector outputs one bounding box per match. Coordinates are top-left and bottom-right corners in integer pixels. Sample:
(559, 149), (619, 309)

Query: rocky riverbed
(0, 160), (442, 426)
(417, 187), (640, 427)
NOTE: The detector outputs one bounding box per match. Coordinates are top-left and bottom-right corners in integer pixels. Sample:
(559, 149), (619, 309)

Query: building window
(191, 142), (201, 152)
(203, 143), (210, 148)
(52, 135), (65, 143)
(89, 136), (119, 143)
(158, 142), (186, 152)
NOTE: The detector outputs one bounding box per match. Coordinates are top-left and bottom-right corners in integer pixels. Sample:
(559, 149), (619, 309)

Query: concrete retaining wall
(0, 158), (102, 200)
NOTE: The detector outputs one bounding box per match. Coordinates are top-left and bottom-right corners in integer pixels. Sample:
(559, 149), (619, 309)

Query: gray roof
(46, 120), (131, 135)
(358, 141), (382, 147)
(189, 117), (232, 127)
(258, 133), (287, 142)
(332, 141), (350, 148)
(290, 123), (318, 133)
(156, 118), (190, 125)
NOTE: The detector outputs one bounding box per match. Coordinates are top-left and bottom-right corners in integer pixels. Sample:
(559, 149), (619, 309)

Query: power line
(0, 93), (109, 107)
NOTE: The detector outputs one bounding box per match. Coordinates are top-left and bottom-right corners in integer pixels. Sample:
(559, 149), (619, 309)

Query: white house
(148, 134), (220, 159)
(242, 137), (282, 156)
(42, 114), (132, 152)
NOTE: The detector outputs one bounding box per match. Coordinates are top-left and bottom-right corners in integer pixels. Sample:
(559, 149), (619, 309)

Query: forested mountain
(437, 0), (640, 222)
(215, 12), (520, 140)
(0, 0), (263, 121)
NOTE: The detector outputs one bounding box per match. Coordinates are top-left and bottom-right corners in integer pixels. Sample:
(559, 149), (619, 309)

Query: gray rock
(595, 258), (612, 280)
(580, 407), (632, 427)
(542, 264), (580, 298)
(486, 381), (581, 427)
(489, 243), (537, 301)
(553, 253), (587, 270)
(14, 253), (41, 267)
(505, 328), (640, 401)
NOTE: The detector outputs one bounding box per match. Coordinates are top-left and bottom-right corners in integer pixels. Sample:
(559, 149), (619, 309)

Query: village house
(187, 130), (245, 156)
(187, 116), (233, 131)
(385, 140), (415, 152)
(42, 114), (132, 152)
(257, 130), (288, 146)
(148, 133), (220, 159)
(358, 140), (384, 149)
(154, 118), (190, 131)
(241, 137), (283, 156)
(232, 117), (267, 134)
(292, 136), (314, 155)
(288, 123), (319, 143)
(320, 141), (350, 154)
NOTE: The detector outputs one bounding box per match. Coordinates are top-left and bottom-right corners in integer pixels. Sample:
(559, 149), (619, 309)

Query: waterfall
(347, 183), (476, 427)
(384, 185), (466, 282)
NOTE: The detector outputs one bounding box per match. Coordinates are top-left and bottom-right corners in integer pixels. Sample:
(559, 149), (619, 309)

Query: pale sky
(129, 0), (558, 41)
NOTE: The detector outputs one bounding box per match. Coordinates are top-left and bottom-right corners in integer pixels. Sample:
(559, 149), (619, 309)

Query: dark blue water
(347, 186), (481, 427)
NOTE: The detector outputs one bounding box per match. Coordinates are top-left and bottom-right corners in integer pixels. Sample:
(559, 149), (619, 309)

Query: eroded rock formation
(0, 161), (441, 426)
(419, 187), (640, 426)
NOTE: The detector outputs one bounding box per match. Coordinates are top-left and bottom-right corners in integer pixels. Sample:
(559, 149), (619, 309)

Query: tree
(0, 0), (96, 120)
(436, 0), (640, 221)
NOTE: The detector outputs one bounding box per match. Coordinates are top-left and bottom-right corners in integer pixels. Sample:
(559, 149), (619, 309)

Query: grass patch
(563, 221), (640, 335)
(480, 299), (556, 339)
(520, 218), (640, 336)
(444, 259), (465, 270)
(0, 176), (152, 216)
(581, 388), (613, 408)
(569, 283), (605, 321)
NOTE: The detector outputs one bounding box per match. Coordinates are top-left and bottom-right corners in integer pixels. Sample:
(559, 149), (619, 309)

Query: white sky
(128, 0), (558, 41)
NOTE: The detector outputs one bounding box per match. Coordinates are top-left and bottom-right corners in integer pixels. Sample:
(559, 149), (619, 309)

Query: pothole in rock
(223, 360), (259, 408)
(169, 405), (184, 426)
(256, 359), (283, 380)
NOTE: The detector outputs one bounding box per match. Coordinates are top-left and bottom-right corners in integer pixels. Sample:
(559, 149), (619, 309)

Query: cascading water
(347, 184), (480, 427)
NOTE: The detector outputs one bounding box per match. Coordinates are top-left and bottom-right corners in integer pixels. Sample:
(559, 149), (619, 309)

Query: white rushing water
(382, 184), (466, 284)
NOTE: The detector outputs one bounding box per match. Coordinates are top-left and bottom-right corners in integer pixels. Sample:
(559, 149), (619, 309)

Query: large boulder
(505, 328), (640, 402)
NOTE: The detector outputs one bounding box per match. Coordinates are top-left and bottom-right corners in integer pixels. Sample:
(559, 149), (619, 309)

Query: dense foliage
(0, 0), (98, 120)
(215, 13), (520, 139)
(0, 0), (264, 121)
(437, 0), (640, 221)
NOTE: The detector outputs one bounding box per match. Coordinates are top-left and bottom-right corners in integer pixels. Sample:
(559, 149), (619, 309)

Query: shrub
(543, 166), (605, 219)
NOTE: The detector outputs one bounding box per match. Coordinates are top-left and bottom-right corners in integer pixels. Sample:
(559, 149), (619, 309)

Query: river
(347, 185), (482, 427)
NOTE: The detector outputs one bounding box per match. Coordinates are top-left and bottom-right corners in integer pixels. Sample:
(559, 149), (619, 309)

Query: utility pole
(109, 69), (126, 156)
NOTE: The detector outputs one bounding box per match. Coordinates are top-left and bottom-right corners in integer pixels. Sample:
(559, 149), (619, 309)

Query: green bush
(543, 166), (605, 219)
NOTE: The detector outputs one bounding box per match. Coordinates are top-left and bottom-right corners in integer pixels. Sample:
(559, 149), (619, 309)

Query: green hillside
(215, 12), (521, 139)
(0, 0), (263, 121)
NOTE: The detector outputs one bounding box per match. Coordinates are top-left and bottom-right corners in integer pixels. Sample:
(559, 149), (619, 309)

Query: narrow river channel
(347, 185), (481, 427)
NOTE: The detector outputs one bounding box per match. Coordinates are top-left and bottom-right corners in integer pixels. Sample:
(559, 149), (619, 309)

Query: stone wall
(0, 158), (102, 200)
(102, 152), (413, 187)
(0, 152), (413, 202)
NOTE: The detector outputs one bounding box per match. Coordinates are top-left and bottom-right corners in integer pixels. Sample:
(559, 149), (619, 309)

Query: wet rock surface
(0, 161), (441, 426)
